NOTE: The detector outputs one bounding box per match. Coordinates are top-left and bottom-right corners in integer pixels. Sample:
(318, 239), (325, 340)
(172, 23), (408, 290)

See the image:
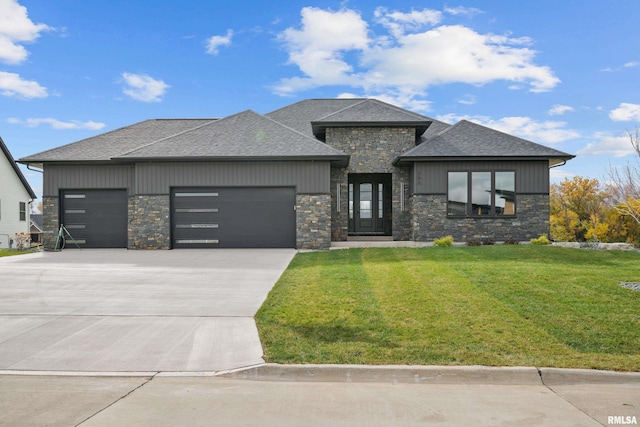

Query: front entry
(348, 174), (392, 235)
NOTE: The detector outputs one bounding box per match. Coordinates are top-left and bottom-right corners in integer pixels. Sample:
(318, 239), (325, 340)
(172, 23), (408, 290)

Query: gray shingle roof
(1, 136), (36, 199)
(18, 98), (574, 166)
(265, 98), (365, 136)
(310, 99), (436, 138)
(19, 119), (216, 162)
(397, 120), (575, 165)
(115, 110), (348, 161)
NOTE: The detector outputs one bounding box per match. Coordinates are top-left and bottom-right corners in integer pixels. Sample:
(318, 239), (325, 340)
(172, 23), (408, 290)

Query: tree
(550, 177), (610, 241)
(608, 126), (640, 225)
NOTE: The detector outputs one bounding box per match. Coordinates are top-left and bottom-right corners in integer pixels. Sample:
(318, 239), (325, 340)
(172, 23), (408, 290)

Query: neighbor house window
(448, 171), (515, 217)
(19, 202), (26, 221)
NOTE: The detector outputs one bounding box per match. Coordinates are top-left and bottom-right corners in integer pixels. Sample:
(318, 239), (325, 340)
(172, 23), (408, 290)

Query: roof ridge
(367, 98), (435, 121)
(315, 98), (435, 122)
(117, 118), (219, 157)
(315, 99), (369, 121)
(264, 98), (361, 117)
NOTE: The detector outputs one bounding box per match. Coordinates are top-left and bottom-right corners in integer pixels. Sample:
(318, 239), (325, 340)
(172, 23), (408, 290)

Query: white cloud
(609, 103), (640, 122)
(0, 0), (51, 64)
(7, 117), (105, 130)
(457, 94), (476, 105)
(443, 6), (484, 17)
(206, 29), (233, 55)
(275, 7), (370, 94)
(437, 113), (580, 144)
(121, 72), (170, 102)
(578, 132), (637, 157)
(374, 7), (442, 38)
(0, 71), (47, 98)
(548, 104), (574, 116)
(624, 61), (640, 68)
(274, 7), (560, 109)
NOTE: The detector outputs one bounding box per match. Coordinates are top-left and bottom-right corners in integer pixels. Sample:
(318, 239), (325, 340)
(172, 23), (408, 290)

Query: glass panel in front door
(359, 183), (372, 219)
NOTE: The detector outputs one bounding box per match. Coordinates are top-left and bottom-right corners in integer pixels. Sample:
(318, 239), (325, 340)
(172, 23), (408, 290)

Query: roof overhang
(25, 155), (352, 168)
(393, 155), (576, 167)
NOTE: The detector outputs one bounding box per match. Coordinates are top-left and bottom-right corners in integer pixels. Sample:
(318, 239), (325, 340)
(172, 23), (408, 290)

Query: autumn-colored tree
(550, 176), (610, 242)
(607, 127), (640, 226)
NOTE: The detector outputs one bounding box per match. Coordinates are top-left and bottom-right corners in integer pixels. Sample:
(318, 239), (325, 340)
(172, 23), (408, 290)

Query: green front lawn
(0, 249), (32, 257)
(256, 246), (640, 371)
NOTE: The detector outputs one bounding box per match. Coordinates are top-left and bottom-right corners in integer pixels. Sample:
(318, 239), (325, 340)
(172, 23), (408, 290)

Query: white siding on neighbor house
(0, 152), (32, 248)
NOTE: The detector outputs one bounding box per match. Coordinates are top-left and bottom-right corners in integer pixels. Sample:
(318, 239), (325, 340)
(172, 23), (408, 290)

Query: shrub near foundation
(434, 236), (454, 247)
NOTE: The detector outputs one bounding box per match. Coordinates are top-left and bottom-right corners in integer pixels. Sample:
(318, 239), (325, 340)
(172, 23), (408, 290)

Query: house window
(447, 172), (468, 216)
(448, 171), (515, 217)
(19, 202), (26, 221)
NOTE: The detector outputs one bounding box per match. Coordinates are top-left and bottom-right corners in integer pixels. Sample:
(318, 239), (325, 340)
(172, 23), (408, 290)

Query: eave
(393, 155), (576, 167)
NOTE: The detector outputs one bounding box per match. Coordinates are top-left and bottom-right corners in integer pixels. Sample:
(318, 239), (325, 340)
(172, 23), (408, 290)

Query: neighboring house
(19, 99), (574, 250)
(0, 136), (36, 248)
(30, 213), (43, 245)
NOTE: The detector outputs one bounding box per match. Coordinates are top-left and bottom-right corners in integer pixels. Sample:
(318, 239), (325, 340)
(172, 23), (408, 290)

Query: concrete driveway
(0, 249), (295, 372)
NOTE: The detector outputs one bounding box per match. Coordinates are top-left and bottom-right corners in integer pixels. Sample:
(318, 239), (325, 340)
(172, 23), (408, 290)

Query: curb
(539, 368), (640, 385)
(221, 364), (640, 385)
(221, 364), (543, 385)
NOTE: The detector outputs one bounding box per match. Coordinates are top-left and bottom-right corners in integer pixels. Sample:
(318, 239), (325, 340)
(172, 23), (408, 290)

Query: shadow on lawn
(291, 324), (398, 349)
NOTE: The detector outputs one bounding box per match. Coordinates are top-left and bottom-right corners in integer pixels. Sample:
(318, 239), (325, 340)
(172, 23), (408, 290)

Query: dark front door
(348, 174), (392, 235)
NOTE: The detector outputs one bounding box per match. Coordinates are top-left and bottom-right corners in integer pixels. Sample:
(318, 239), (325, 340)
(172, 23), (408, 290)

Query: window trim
(447, 170), (516, 218)
(19, 202), (26, 221)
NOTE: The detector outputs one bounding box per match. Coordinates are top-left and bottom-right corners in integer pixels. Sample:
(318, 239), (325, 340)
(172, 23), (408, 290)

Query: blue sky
(2, 0), (640, 202)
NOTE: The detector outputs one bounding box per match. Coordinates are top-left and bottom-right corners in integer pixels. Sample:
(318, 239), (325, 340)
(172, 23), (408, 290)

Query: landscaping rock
(619, 282), (640, 291)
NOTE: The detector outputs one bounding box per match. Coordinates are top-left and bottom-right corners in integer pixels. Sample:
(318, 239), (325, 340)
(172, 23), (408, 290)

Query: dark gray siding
(134, 161), (330, 195)
(411, 161), (549, 195)
(44, 164), (134, 196)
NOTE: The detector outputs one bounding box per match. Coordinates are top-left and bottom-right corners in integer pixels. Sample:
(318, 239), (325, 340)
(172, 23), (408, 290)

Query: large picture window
(448, 171), (515, 217)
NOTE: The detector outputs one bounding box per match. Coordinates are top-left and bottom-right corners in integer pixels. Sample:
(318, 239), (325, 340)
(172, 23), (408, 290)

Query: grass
(0, 249), (33, 257)
(256, 245), (640, 371)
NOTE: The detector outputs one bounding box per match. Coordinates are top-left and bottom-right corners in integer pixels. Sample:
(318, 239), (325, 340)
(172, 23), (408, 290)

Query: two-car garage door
(171, 187), (296, 248)
(60, 187), (296, 249)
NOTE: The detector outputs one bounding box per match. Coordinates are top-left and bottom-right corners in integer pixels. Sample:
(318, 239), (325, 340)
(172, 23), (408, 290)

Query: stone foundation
(297, 194), (331, 250)
(128, 195), (170, 249)
(411, 193), (550, 242)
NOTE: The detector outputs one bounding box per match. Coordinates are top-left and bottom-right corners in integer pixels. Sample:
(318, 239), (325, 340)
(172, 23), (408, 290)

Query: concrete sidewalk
(1, 365), (638, 426)
(0, 249), (296, 372)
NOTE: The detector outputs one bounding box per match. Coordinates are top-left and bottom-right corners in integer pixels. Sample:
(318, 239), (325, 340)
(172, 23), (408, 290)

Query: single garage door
(171, 187), (296, 248)
(60, 189), (128, 248)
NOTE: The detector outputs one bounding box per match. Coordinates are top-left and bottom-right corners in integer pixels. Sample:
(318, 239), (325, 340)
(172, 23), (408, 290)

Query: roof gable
(116, 110), (348, 161)
(0, 136), (36, 199)
(310, 99), (435, 138)
(315, 99), (430, 123)
(398, 120), (575, 165)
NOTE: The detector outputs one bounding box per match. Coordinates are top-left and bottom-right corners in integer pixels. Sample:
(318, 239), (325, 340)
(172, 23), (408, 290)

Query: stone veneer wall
(331, 168), (348, 241)
(326, 127), (415, 241)
(128, 195), (170, 249)
(411, 193), (550, 242)
(297, 194), (331, 250)
(42, 196), (59, 250)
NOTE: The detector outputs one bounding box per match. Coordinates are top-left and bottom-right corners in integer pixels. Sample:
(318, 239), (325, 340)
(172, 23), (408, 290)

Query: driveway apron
(0, 249), (295, 372)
